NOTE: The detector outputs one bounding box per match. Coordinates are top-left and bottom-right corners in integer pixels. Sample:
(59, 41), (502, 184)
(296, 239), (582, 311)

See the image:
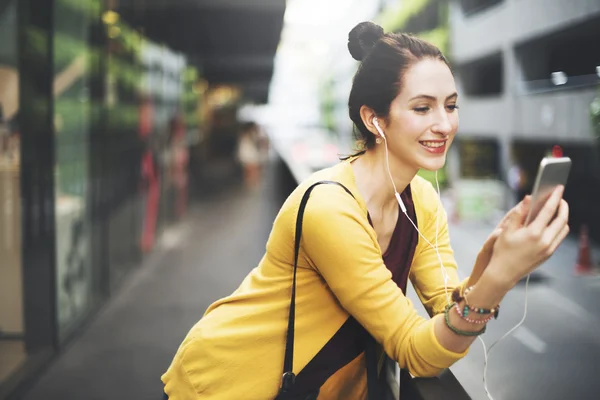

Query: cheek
(450, 113), (459, 134)
(394, 113), (423, 138)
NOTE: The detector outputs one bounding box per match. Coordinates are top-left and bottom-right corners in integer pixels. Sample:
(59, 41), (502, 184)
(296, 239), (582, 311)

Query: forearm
(433, 270), (509, 353)
(466, 240), (497, 287)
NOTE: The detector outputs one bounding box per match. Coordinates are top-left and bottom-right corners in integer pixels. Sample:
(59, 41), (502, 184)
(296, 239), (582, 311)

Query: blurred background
(1, 0), (600, 399)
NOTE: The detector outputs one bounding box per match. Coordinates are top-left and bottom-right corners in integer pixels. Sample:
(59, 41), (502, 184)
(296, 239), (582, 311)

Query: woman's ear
(359, 105), (380, 136)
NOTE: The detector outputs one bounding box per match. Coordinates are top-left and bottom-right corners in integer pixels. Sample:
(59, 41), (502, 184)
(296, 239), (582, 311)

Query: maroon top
(291, 185), (419, 396)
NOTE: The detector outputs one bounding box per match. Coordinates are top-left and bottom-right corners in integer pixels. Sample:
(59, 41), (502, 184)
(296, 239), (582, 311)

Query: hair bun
(348, 22), (384, 61)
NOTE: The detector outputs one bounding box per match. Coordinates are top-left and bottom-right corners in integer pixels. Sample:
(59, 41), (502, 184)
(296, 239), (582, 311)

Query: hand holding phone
(525, 156), (571, 225)
(486, 184), (570, 288)
(482, 156), (571, 288)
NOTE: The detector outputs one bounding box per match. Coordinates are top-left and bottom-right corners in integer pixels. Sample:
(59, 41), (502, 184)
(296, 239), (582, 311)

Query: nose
(432, 108), (453, 136)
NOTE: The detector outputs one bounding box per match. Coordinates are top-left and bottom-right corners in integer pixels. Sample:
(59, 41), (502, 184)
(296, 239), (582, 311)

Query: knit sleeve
(161, 346), (202, 400)
(301, 184), (467, 377)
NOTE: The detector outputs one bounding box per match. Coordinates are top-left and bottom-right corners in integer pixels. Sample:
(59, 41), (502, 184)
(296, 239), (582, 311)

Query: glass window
(0, 0), (26, 386)
(53, 0), (101, 340)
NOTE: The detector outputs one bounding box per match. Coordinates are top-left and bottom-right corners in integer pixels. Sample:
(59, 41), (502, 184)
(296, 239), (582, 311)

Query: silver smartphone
(525, 156), (571, 225)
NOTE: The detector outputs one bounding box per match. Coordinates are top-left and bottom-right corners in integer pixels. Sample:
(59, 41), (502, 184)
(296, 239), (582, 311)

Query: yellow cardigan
(162, 157), (467, 399)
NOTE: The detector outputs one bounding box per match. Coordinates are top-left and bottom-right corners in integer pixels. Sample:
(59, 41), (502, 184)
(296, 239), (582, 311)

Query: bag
(275, 181), (383, 400)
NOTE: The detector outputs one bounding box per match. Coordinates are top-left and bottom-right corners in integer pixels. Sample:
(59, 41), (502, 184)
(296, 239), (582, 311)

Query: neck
(351, 146), (418, 214)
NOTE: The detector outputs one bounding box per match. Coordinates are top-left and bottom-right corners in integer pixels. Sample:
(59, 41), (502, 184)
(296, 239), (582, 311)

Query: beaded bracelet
(452, 286), (500, 319)
(454, 302), (494, 324)
(444, 303), (486, 337)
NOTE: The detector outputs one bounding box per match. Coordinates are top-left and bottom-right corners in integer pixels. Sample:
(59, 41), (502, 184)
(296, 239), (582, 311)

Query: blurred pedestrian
(237, 121), (262, 188)
(168, 111), (189, 218)
(138, 95), (160, 253)
(162, 22), (569, 400)
(508, 160), (527, 205)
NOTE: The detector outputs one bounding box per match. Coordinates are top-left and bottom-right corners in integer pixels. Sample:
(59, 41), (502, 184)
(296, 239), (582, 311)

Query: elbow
(398, 345), (446, 378)
(397, 324), (462, 378)
(404, 360), (444, 378)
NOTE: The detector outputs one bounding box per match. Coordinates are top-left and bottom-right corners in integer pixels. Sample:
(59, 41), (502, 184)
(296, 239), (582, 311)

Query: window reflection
(53, 0), (97, 340)
(0, 0), (25, 386)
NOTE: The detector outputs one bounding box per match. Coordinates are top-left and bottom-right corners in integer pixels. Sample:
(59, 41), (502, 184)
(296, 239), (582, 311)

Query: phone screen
(525, 157), (571, 225)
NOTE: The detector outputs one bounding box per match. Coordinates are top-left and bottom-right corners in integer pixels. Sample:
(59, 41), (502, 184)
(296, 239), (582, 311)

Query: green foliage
(320, 75), (336, 133)
(107, 56), (142, 93)
(378, 0), (431, 33)
(417, 25), (449, 55)
(57, 0), (102, 18)
(418, 167), (448, 188)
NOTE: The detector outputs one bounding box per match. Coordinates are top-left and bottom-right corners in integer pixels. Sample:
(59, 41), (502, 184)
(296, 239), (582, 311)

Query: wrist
(482, 258), (517, 291)
(467, 269), (510, 309)
(445, 303), (488, 335)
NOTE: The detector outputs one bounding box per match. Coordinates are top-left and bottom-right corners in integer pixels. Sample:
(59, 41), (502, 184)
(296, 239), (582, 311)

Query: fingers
(548, 223), (570, 255)
(531, 186), (564, 231)
(506, 198), (528, 231)
(496, 195), (531, 229)
(522, 195), (532, 213)
(540, 199), (569, 257)
(499, 197), (529, 229)
(547, 199), (569, 236)
(483, 228), (502, 253)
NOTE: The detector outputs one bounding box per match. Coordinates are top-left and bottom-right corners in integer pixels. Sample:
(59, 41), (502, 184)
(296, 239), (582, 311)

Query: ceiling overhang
(117, 0), (286, 104)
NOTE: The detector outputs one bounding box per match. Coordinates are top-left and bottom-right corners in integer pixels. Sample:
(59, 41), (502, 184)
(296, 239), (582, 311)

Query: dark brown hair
(347, 22), (451, 151)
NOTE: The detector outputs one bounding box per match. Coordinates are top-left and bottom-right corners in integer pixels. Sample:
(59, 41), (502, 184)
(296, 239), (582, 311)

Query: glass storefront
(0, 0), (202, 397)
(0, 0), (25, 386)
(53, 0), (101, 341)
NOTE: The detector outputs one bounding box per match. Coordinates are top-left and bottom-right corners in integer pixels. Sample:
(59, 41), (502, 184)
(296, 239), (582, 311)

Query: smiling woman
(162, 21), (570, 400)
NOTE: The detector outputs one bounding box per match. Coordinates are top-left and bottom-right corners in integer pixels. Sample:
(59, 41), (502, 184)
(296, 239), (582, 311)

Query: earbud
(373, 118), (407, 214)
(373, 118), (386, 139)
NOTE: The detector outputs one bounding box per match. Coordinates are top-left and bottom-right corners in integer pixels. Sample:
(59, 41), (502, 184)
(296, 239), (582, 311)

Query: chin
(418, 155), (447, 172)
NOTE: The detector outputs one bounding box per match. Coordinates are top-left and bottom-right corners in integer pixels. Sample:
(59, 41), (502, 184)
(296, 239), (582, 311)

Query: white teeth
(421, 141), (445, 148)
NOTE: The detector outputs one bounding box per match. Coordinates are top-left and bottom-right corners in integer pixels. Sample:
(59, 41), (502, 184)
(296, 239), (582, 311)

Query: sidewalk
(19, 165), (289, 400)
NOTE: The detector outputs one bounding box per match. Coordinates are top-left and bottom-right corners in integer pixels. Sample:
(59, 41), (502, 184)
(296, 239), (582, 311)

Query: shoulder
(297, 163), (365, 218)
(273, 162), (366, 232)
(410, 175), (444, 223)
(411, 175), (438, 204)
(272, 162), (370, 241)
(285, 160), (358, 206)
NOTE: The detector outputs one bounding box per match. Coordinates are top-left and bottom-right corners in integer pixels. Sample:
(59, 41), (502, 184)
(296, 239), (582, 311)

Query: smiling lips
(419, 140), (447, 154)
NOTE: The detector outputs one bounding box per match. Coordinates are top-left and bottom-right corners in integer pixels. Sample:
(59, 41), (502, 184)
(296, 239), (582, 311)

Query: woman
(237, 121), (262, 188)
(162, 22), (569, 399)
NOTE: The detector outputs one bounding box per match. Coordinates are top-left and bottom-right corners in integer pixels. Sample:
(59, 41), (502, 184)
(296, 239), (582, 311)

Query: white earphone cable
(481, 273), (530, 400)
(381, 133), (451, 304)
(377, 122), (530, 400)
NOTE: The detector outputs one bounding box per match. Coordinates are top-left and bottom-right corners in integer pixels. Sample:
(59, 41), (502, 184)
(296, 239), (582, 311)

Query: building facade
(449, 0), (600, 238)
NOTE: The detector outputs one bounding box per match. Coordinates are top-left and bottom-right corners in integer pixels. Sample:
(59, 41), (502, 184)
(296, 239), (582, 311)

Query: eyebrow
(409, 92), (458, 102)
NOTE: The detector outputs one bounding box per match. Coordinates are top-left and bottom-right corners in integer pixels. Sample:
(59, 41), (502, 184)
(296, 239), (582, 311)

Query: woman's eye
(413, 106), (430, 113)
(447, 104), (459, 111)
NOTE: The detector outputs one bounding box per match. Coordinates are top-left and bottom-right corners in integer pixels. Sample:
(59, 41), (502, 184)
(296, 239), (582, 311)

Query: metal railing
(383, 358), (471, 400)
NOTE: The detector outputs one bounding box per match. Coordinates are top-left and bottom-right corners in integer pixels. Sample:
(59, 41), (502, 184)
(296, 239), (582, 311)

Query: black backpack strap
(278, 180), (381, 399)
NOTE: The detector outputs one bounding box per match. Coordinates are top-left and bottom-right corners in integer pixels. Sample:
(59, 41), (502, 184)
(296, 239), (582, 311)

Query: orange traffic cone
(575, 224), (594, 275)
